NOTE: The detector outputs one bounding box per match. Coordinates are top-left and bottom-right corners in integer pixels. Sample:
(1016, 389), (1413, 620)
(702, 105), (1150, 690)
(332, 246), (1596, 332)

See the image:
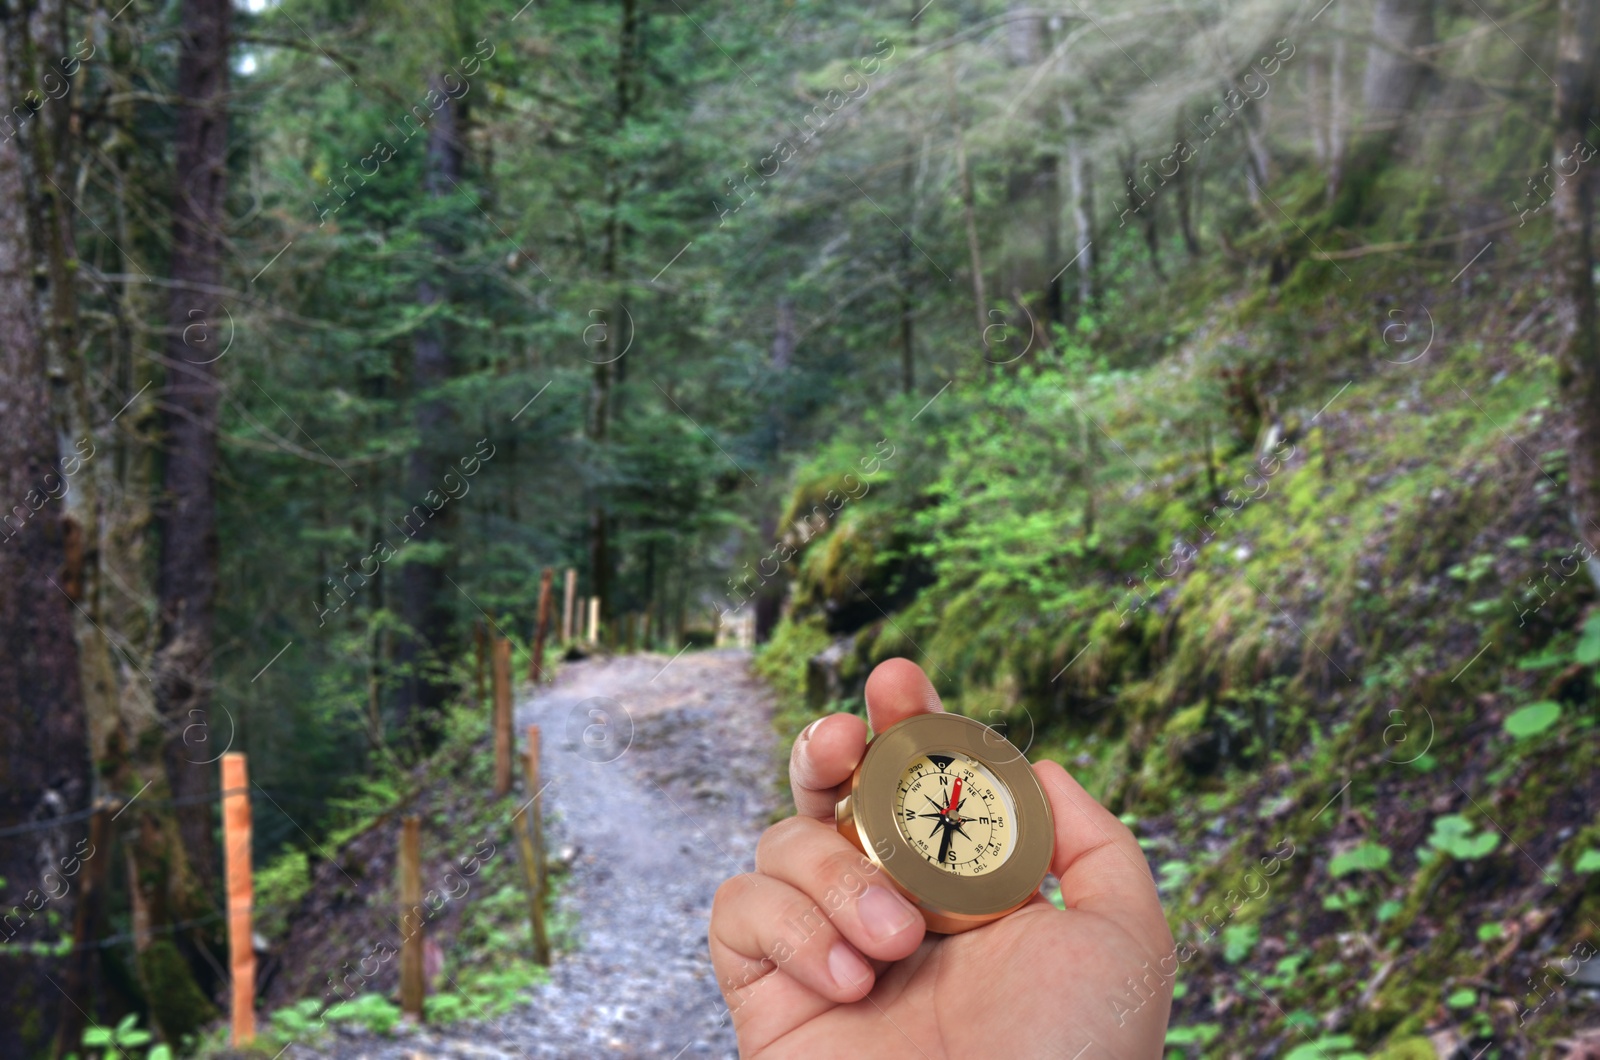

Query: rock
(806, 638), (852, 714)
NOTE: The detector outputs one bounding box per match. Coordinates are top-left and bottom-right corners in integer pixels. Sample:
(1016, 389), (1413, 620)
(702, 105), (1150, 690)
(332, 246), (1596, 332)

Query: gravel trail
(321, 649), (777, 1060)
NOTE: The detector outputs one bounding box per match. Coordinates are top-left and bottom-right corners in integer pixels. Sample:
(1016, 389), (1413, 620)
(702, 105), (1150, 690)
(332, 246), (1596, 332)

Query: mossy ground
(756, 226), (1600, 1055)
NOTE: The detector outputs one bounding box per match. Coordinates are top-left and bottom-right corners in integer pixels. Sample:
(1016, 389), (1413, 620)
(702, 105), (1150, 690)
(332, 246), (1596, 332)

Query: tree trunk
(1121, 150), (1164, 280)
(1328, 11), (1348, 201)
(1174, 116), (1201, 258)
(946, 55), (988, 361)
(1326, 0), (1432, 227)
(0, 3), (89, 1053)
(1042, 149), (1063, 331)
(396, 78), (462, 754)
(899, 143), (916, 394)
(1553, 0), (1600, 572)
(1362, 0), (1435, 126)
(142, 0), (234, 1041)
(1062, 100), (1093, 307)
(589, 0), (640, 624)
(1240, 97), (1271, 192)
(154, 0), (229, 890)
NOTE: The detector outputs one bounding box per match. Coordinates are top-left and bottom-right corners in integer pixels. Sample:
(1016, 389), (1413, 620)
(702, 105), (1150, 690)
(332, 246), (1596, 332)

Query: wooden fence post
(52, 800), (112, 1057)
(528, 567), (553, 682)
(221, 753), (255, 1046)
(493, 637), (512, 797)
(514, 725), (551, 965)
(562, 568), (577, 644)
(587, 596), (599, 644)
(399, 816), (424, 1020)
(474, 620), (487, 708)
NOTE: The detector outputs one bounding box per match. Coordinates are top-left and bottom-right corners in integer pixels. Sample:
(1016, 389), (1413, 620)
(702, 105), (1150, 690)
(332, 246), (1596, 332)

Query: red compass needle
(943, 777), (962, 821)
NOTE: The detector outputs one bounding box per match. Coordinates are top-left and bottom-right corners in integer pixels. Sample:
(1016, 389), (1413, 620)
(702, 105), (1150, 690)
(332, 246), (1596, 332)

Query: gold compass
(834, 712), (1055, 934)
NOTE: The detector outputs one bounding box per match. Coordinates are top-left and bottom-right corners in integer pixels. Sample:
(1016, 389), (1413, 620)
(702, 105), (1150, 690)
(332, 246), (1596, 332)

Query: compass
(834, 711), (1055, 934)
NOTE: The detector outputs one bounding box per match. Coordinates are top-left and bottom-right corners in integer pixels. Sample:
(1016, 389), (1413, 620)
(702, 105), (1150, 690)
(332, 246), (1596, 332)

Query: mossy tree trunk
(154, 0), (229, 886)
(1326, 0), (1433, 229)
(1553, 0), (1600, 573)
(145, 0), (233, 1040)
(0, 0), (90, 1052)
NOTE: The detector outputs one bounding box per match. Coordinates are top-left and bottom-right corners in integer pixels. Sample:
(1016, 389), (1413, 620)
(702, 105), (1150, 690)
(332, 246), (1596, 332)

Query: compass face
(893, 752), (1017, 877)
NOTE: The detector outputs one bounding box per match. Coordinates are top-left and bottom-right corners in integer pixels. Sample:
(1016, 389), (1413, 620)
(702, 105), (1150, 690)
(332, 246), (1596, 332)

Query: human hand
(708, 658), (1175, 1058)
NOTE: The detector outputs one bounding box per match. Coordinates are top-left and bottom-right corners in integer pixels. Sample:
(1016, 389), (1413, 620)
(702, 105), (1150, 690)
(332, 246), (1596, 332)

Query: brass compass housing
(834, 712), (1055, 934)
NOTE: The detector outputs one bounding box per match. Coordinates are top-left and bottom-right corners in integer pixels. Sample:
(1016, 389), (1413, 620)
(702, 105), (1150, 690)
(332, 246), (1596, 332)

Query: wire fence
(0, 786), (343, 841)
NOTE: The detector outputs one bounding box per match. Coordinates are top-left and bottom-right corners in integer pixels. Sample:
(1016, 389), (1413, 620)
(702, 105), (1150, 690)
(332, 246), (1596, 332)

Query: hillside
(754, 237), (1600, 1056)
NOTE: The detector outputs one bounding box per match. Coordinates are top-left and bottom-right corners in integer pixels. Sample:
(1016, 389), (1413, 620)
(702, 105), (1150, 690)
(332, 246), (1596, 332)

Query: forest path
(347, 649), (777, 1059)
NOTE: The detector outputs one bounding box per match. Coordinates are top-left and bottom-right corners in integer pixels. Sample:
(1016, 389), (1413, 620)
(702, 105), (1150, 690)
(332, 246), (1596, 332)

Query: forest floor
(291, 649), (777, 1060)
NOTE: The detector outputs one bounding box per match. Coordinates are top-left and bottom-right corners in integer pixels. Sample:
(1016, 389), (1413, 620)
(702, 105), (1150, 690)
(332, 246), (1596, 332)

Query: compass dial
(893, 752), (1017, 877)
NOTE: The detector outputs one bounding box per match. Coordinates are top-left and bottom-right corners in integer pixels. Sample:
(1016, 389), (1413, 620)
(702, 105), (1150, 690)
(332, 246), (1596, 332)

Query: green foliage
(1329, 843), (1392, 879)
(81, 1014), (161, 1060)
(1503, 700), (1561, 738)
(1423, 815), (1499, 861)
(1221, 923), (1259, 964)
(264, 997), (331, 1044)
(253, 847), (312, 940)
(1577, 613), (1600, 665)
(1283, 1036), (1362, 1060)
(326, 993), (403, 1036)
(1165, 1022), (1221, 1047)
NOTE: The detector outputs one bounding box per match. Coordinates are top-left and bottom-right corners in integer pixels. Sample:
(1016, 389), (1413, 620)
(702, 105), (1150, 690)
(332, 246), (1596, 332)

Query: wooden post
(221, 753), (255, 1046)
(528, 567), (554, 682)
(399, 816), (424, 1020)
(562, 568), (577, 643)
(52, 800), (112, 1057)
(587, 596), (599, 644)
(493, 637), (512, 796)
(474, 620), (487, 707)
(641, 608), (652, 650)
(515, 724), (551, 965)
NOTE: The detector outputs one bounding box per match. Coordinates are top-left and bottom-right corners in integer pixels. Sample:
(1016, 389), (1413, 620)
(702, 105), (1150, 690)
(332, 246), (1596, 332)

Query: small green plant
(1221, 923), (1258, 964)
(1424, 815), (1498, 860)
(1446, 988), (1477, 1009)
(1447, 554), (1495, 583)
(1575, 849), (1600, 873)
(325, 992), (402, 1036)
(82, 1015), (171, 1060)
(1258, 953), (1307, 990)
(1577, 612), (1600, 665)
(1156, 859), (1192, 894)
(1165, 1022), (1221, 1047)
(1322, 888), (1365, 912)
(1328, 841), (1391, 878)
(266, 997), (330, 1042)
(1503, 700), (1561, 738)
(1283, 1035), (1363, 1060)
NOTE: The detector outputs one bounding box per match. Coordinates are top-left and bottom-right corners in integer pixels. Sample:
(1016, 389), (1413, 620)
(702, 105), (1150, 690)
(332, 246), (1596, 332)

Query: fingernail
(799, 719), (821, 742)
(828, 940), (871, 991)
(858, 885), (919, 940)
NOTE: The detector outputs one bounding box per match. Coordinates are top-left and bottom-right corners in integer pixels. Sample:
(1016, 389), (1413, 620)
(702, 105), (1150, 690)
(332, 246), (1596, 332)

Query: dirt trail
(335, 649), (777, 1059)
